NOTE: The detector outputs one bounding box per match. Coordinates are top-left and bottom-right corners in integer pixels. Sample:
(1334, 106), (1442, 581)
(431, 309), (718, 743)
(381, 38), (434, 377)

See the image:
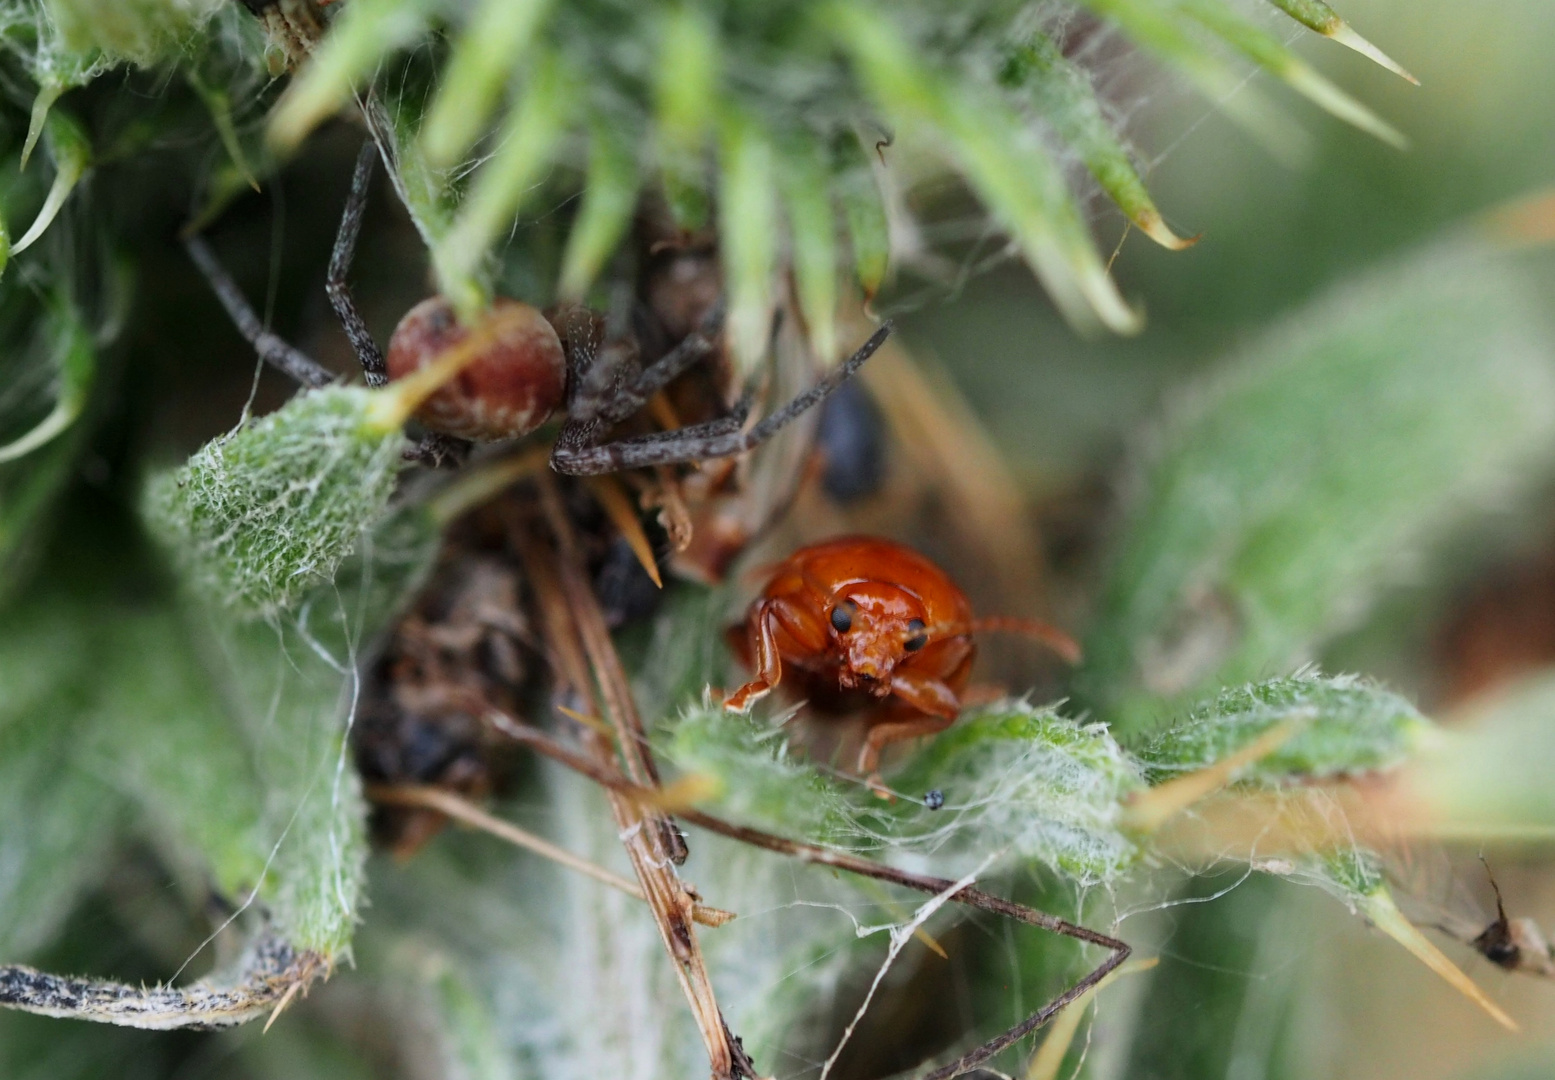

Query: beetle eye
(830, 604), (853, 633)
(904, 618), (927, 652)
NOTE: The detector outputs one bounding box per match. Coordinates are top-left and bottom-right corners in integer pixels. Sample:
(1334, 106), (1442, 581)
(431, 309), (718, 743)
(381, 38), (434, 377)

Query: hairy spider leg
(562, 293), (726, 439)
(550, 322), (891, 475)
(326, 138), (388, 387)
(183, 234), (334, 389)
(570, 281), (640, 406)
(324, 139), (470, 468)
(185, 145), (468, 467)
(586, 298), (728, 427)
(486, 712), (1132, 1080)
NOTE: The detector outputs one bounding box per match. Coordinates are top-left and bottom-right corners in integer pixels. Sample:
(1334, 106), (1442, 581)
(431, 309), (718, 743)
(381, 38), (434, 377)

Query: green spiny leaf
(1081, 238), (1555, 735)
(1264, 0), (1418, 82)
(1078, 0), (1307, 160)
(371, 87), (459, 251)
(936, 80), (1142, 335)
(831, 4), (1138, 334)
(653, 4), (718, 230)
(268, 0), (438, 154)
(87, 609), (268, 901)
(12, 108), (91, 257)
(1180, 0), (1406, 149)
(557, 118), (640, 303)
(0, 289), (98, 590)
(1137, 671), (1431, 785)
(420, 0), (555, 169)
(0, 589), (121, 960)
(884, 701), (1145, 882)
(142, 386), (409, 620)
(0, 291), (94, 463)
(780, 139), (841, 362)
(186, 66), (259, 194)
(43, 0), (224, 69)
(435, 50), (572, 316)
(833, 133), (891, 300)
(1003, 29), (1194, 250)
(665, 698), (1144, 884)
(717, 109), (779, 376)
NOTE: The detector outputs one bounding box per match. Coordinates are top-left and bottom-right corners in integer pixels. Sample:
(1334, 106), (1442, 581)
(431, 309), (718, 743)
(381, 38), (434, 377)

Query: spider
(185, 139), (891, 475)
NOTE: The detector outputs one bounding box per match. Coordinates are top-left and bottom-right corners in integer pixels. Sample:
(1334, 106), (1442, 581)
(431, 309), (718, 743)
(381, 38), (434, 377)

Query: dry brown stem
(517, 476), (756, 1080)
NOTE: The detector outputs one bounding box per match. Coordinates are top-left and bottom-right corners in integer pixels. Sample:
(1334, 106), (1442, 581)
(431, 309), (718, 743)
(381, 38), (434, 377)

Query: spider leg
(918, 937), (1129, 1080)
(403, 431), (472, 469)
(569, 338), (643, 425)
(585, 298), (727, 428)
(551, 398), (752, 474)
(550, 323), (890, 476)
(475, 710), (1131, 1080)
(184, 234), (334, 389)
(325, 139), (388, 387)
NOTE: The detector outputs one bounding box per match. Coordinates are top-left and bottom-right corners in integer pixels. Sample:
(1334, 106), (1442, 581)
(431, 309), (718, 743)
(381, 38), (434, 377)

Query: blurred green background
(912, 0), (1555, 485)
(904, 2), (1555, 1076)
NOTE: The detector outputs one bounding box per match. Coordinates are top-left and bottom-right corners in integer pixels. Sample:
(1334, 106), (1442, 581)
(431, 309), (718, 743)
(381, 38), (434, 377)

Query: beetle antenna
(971, 616), (1082, 664)
(925, 616), (1082, 664)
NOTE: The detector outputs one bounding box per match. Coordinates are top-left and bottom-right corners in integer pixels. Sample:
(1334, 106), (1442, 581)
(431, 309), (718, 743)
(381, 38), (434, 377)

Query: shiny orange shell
(727, 536), (976, 714)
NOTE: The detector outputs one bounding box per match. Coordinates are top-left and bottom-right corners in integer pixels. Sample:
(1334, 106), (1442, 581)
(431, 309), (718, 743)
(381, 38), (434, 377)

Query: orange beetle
(724, 536), (1080, 780)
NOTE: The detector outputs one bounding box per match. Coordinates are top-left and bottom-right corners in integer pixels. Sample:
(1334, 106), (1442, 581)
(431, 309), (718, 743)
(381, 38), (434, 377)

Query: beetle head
(827, 583), (931, 694)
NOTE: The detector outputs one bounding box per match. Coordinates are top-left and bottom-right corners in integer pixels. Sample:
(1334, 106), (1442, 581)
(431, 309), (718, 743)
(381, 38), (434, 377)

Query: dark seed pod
(815, 378), (887, 503)
(594, 534), (665, 629)
(386, 296), (567, 442)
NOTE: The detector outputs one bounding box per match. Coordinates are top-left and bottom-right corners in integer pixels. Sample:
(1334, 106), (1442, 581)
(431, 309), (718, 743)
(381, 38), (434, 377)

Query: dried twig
(366, 783), (733, 927)
(517, 477), (756, 1080)
(486, 707), (1131, 1080)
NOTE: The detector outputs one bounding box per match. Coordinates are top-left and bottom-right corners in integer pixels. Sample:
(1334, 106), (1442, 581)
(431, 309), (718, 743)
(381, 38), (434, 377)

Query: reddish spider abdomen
(386, 296), (566, 442)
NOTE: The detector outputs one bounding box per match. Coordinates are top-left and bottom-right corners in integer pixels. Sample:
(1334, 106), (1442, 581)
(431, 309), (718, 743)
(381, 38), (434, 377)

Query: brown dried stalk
(514, 476), (757, 1080)
(486, 693), (1131, 1080)
(365, 783), (734, 927)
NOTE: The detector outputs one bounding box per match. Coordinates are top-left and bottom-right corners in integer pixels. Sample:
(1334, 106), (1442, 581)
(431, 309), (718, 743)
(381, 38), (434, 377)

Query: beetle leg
(857, 712), (957, 791)
(855, 671), (962, 780)
(724, 600), (784, 712)
(888, 671), (962, 720)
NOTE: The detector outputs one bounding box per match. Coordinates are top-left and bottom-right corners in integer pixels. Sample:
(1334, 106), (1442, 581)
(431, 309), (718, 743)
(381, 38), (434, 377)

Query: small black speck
(923, 789), (945, 811)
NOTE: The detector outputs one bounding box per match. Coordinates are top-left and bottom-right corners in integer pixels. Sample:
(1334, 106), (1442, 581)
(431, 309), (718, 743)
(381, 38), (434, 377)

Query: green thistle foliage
(0, 586), (123, 961)
(1137, 670), (1431, 785)
(882, 704), (1144, 882)
(142, 387), (409, 620)
(38, 0), (227, 70)
(665, 671), (1437, 888)
(0, 282), (96, 591)
(0, 502), (433, 974)
(6, 0), (1543, 1069)
(3, 0), (1412, 365)
(669, 697), (1145, 884)
(258, 0), (1407, 353)
(1080, 238), (1555, 736)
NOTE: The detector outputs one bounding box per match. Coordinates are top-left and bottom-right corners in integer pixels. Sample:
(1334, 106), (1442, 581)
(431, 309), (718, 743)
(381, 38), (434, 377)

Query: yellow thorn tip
(1363, 889), (1519, 1032)
(1121, 719), (1305, 835)
(1329, 25), (1420, 85)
